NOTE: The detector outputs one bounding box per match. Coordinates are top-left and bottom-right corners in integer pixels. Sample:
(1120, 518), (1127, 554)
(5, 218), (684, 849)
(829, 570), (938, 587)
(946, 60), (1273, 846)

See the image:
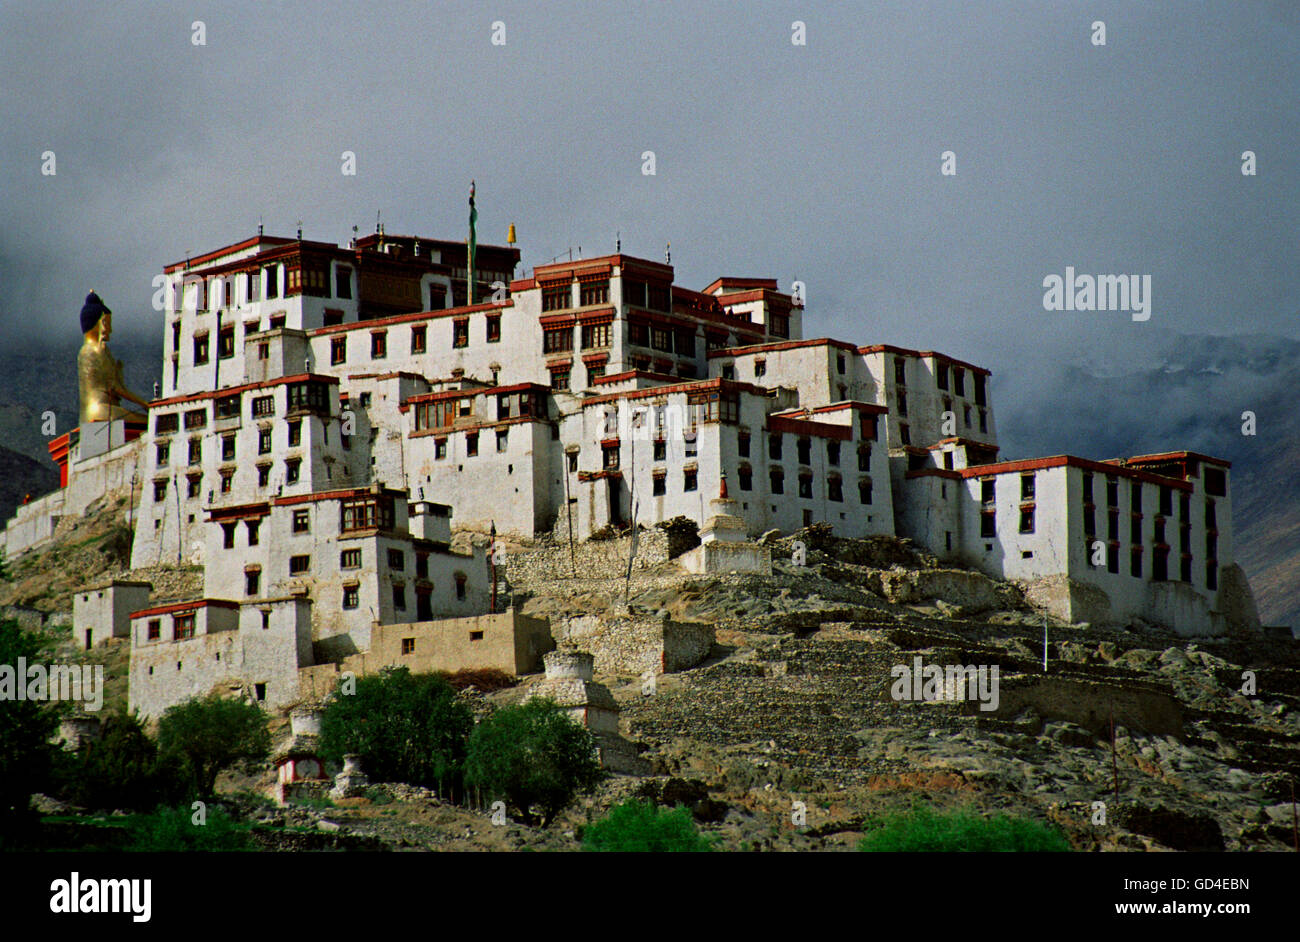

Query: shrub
(657, 516), (701, 558)
(464, 698), (603, 826)
(56, 710), (185, 811)
(156, 693), (271, 799)
(125, 804), (253, 852)
(858, 805), (1071, 852)
(582, 799), (711, 852)
(319, 667), (471, 797)
(0, 619), (60, 845)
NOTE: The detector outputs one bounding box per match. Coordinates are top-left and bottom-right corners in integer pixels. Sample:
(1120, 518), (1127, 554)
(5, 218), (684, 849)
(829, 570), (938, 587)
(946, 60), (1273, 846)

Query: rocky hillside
(16, 522), (1300, 851)
(237, 529), (1300, 851)
(505, 528), (1298, 851)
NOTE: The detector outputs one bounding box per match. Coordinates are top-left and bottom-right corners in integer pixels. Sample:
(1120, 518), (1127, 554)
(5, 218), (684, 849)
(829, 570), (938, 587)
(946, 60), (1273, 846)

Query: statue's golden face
(99, 311), (112, 341)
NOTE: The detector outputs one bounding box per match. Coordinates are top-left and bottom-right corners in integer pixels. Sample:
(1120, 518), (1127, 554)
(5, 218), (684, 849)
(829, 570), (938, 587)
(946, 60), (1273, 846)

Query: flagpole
(467, 180), (477, 306)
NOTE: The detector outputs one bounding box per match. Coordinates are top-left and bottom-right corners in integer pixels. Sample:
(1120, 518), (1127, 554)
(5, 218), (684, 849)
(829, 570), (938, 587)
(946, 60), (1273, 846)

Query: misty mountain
(0, 445), (57, 527)
(998, 328), (1299, 630)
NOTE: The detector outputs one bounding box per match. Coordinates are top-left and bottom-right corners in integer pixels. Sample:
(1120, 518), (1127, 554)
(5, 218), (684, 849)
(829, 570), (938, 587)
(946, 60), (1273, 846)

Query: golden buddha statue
(77, 291), (150, 425)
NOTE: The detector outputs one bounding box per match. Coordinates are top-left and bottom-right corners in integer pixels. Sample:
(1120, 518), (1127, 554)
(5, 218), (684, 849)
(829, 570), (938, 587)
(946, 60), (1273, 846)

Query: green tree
(858, 805), (1071, 852)
(56, 710), (185, 811)
(156, 693), (271, 799)
(583, 799), (711, 852)
(464, 698), (603, 826)
(319, 667), (471, 796)
(0, 618), (60, 845)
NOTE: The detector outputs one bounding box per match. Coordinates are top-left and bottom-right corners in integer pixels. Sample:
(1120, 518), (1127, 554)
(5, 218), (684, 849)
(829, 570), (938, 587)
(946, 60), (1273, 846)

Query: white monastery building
(3, 213), (1264, 720)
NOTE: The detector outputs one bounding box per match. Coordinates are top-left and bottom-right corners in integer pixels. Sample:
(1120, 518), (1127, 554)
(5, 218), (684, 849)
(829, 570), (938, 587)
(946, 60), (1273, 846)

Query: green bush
(583, 799), (711, 852)
(320, 667), (472, 796)
(156, 693), (271, 799)
(55, 711), (186, 811)
(0, 619), (60, 846)
(858, 805), (1071, 852)
(464, 698), (603, 826)
(125, 804), (253, 852)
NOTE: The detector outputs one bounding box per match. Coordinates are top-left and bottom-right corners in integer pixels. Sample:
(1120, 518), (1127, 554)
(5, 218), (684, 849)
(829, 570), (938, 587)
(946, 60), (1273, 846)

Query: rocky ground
(8, 509), (1299, 851)
(189, 531), (1300, 852)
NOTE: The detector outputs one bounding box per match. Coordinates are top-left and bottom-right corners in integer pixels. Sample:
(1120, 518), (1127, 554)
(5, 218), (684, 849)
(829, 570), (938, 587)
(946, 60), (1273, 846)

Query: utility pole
(174, 475), (182, 565)
(489, 520), (497, 614)
(563, 454), (576, 577)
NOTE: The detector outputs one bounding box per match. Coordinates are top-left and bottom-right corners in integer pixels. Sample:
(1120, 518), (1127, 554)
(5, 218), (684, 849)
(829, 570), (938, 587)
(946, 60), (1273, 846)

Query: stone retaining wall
(504, 529), (670, 585)
(553, 612), (714, 676)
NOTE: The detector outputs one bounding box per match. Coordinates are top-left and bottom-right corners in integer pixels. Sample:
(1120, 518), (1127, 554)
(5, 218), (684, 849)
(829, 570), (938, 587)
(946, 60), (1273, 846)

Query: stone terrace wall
(991, 675), (1184, 738)
(504, 529), (670, 586)
(554, 612), (714, 676)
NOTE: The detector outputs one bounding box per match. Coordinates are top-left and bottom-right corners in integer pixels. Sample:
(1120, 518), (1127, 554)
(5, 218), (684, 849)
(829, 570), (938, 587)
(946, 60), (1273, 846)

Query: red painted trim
(582, 377), (766, 407)
(1125, 450), (1231, 469)
(274, 485), (406, 507)
(164, 235), (293, 273)
(702, 277), (779, 295)
(927, 436), (1000, 452)
(712, 287), (796, 309)
(47, 433), (72, 487)
(796, 401), (889, 417)
(532, 259), (616, 280)
(592, 370), (648, 385)
(401, 381), (547, 410)
(130, 598), (238, 620)
(958, 455), (1194, 491)
(151, 373), (338, 408)
(534, 254), (672, 281)
(905, 468), (962, 480)
(344, 370), (428, 383)
(708, 336), (858, 359)
(857, 344), (992, 377)
(207, 502), (270, 521)
(409, 414), (540, 437)
(767, 415), (853, 441)
(623, 301), (763, 336)
(309, 299), (512, 336)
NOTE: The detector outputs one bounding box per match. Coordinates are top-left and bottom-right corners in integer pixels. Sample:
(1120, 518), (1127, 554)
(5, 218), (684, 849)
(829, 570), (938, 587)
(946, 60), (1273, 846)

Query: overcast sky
(2, 0), (1296, 382)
